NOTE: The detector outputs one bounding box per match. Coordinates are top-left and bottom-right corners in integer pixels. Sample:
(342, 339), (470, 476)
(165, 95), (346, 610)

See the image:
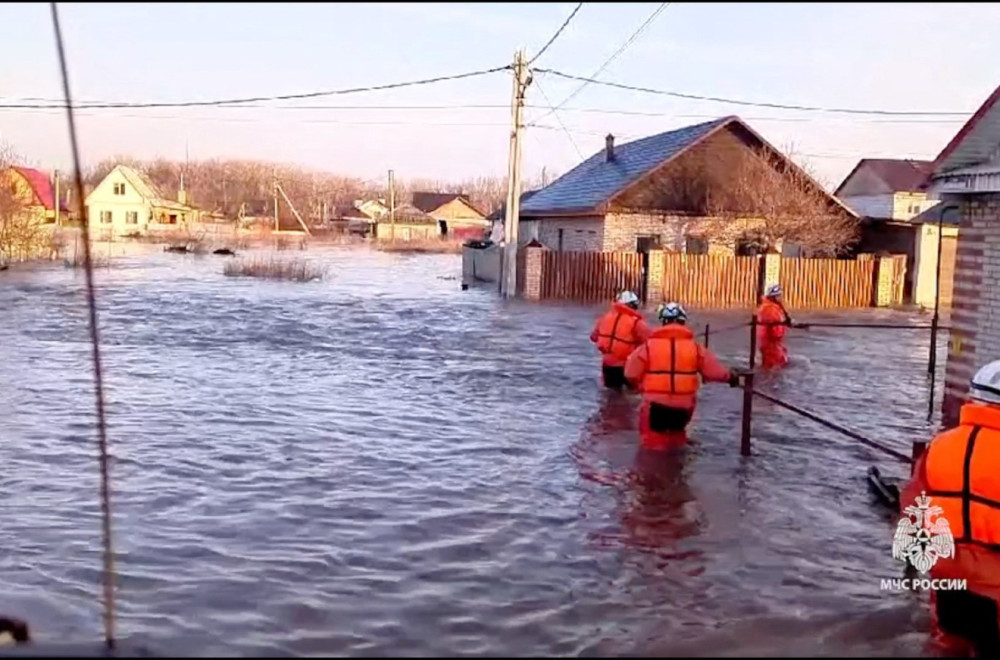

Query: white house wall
(86, 170), (152, 238)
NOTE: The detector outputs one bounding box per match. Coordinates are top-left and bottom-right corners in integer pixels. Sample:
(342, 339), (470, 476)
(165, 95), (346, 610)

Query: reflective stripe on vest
(642, 336), (700, 395)
(596, 311), (640, 361)
(925, 425), (1000, 552)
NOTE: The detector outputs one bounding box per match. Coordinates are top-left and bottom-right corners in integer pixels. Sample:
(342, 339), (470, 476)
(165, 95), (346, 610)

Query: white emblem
(892, 491), (955, 574)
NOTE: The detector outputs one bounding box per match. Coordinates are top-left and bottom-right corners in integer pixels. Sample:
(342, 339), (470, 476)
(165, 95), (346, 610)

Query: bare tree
(623, 135), (858, 256)
(0, 140), (52, 263)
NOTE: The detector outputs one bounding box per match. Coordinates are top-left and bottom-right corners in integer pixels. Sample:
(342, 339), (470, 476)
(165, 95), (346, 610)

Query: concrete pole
(501, 49), (529, 299)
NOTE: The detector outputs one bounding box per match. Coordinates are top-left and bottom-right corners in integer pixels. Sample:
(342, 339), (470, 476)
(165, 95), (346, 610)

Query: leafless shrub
(223, 255), (325, 282)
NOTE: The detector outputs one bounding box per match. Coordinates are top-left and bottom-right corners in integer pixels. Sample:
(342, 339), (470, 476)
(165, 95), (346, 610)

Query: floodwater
(0, 246), (955, 657)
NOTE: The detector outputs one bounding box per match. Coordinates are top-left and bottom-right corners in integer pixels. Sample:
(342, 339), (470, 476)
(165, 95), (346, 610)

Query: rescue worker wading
(901, 359), (1000, 657)
(590, 290), (650, 390)
(624, 302), (739, 450)
(756, 283), (793, 369)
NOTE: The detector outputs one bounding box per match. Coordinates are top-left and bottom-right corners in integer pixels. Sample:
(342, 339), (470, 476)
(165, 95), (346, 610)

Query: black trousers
(601, 365), (628, 390)
(648, 402), (693, 433)
(936, 588), (1000, 656)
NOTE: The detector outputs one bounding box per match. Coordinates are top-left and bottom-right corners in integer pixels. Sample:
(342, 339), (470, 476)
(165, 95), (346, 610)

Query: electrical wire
(534, 68), (973, 117)
(531, 79), (585, 160)
(527, 2), (584, 66)
(49, 1), (117, 650)
(0, 65), (511, 109)
(532, 1), (670, 125)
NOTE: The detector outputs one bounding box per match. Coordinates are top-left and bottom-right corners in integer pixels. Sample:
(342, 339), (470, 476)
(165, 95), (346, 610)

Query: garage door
(939, 234), (957, 307)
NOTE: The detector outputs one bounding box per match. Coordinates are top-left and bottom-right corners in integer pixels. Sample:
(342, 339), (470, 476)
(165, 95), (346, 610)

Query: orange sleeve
(633, 318), (651, 343)
(590, 315), (603, 344)
(624, 343), (649, 386)
(697, 345), (733, 383)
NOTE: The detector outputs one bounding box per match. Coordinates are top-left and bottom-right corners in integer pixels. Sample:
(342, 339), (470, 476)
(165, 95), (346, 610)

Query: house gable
(835, 159), (936, 198)
(427, 197), (486, 223)
(607, 120), (854, 220)
(86, 165), (152, 208)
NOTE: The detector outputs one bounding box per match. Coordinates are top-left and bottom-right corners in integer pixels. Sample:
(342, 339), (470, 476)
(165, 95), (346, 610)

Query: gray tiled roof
(520, 117), (732, 215)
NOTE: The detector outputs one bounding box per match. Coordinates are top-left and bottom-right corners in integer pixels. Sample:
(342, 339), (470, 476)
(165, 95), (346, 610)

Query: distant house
(517, 116), (855, 255)
(374, 203), (437, 241)
(411, 192), (488, 240)
(85, 164), (195, 238)
(835, 158), (944, 304)
(355, 199), (389, 221)
(1, 166), (70, 225)
(330, 204), (373, 236)
(927, 82), (1000, 428)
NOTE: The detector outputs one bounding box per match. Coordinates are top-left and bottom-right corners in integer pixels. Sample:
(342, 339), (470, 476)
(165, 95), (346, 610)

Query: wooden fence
(662, 254), (760, 308)
(779, 257), (876, 308)
(538, 251), (644, 303)
(525, 249), (905, 309)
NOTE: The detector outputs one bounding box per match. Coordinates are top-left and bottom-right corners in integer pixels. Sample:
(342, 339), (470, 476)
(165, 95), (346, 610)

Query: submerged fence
(521, 248), (906, 310)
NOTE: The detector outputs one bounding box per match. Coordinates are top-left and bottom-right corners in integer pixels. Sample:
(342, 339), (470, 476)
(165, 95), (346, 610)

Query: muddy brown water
(0, 247), (955, 656)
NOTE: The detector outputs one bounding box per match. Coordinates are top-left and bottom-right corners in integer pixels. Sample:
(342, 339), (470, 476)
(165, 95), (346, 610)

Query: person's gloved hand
(728, 371), (741, 388)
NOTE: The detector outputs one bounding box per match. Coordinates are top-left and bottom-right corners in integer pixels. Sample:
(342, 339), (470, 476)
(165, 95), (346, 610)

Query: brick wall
(941, 193), (1000, 427)
(602, 212), (688, 252)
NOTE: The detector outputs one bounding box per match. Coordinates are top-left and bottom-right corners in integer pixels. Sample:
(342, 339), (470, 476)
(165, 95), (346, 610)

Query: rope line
(49, 2), (117, 649)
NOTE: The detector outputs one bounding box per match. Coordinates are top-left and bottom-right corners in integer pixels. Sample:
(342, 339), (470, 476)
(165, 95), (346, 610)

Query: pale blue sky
(1, 2), (998, 189)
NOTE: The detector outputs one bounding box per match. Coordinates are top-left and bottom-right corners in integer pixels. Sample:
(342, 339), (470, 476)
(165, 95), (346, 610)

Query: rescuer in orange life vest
(901, 360), (1000, 657)
(756, 284), (793, 369)
(624, 302), (740, 450)
(590, 290), (651, 390)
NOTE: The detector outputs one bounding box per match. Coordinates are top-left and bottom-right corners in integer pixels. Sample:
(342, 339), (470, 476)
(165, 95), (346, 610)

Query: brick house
(926, 84), (1000, 428)
(517, 115), (855, 255)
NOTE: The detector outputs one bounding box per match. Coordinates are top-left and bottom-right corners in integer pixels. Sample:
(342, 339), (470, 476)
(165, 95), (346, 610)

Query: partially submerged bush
(222, 255), (325, 282)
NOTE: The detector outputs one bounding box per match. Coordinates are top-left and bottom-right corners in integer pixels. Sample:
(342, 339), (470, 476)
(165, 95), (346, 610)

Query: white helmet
(658, 301), (688, 323)
(765, 284), (782, 299)
(970, 360), (1000, 406)
(617, 290), (640, 308)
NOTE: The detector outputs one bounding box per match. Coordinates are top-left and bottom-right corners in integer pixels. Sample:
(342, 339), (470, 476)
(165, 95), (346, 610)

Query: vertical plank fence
(661, 254), (760, 308)
(539, 251), (644, 303)
(779, 258), (876, 308)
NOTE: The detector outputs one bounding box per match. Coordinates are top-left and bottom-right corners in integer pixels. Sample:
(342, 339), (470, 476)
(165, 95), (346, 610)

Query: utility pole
(388, 169), (396, 242)
(273, 169), (279, 233)
(500, 49), (531, 299)
(54, 170), (60, 227)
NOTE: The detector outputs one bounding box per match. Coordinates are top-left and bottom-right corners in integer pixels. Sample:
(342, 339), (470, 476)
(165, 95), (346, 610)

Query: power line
(531, 79), (585, 160)
(534, 68), (974, 117)
(527, 2), (584, 66)
(533, 1), (670, 124)
(0, 66), (510, 109)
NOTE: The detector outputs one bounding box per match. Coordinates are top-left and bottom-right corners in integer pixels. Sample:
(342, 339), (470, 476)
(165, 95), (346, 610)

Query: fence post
(704, 323), (710, 348)
(741, 371), (754, 457)
(911, 440), (927, 477)
(748, 314), (758, 370)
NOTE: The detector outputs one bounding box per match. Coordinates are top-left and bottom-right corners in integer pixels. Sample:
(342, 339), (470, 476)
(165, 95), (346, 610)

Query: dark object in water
(212, 248), (236, 256)
(867, 466), (901, 511)
(461, 283), (469, 291)
(0, 617), (30, 644)
(0, 264), (8, 272)
(164, 245), (189, 254)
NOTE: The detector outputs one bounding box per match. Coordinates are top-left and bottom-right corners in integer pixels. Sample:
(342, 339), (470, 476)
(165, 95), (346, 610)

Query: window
(100, 210), (112, 224)
(685, 236), (709, 255)
(125, 211), (138, 224)
(113, 182), (125, 195)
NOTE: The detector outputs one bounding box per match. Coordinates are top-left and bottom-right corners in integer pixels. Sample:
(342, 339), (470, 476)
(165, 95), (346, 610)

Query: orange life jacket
(639, 324), (701, 396)
(595, 303), (644, 362)
(924, 403), (1000, 551)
